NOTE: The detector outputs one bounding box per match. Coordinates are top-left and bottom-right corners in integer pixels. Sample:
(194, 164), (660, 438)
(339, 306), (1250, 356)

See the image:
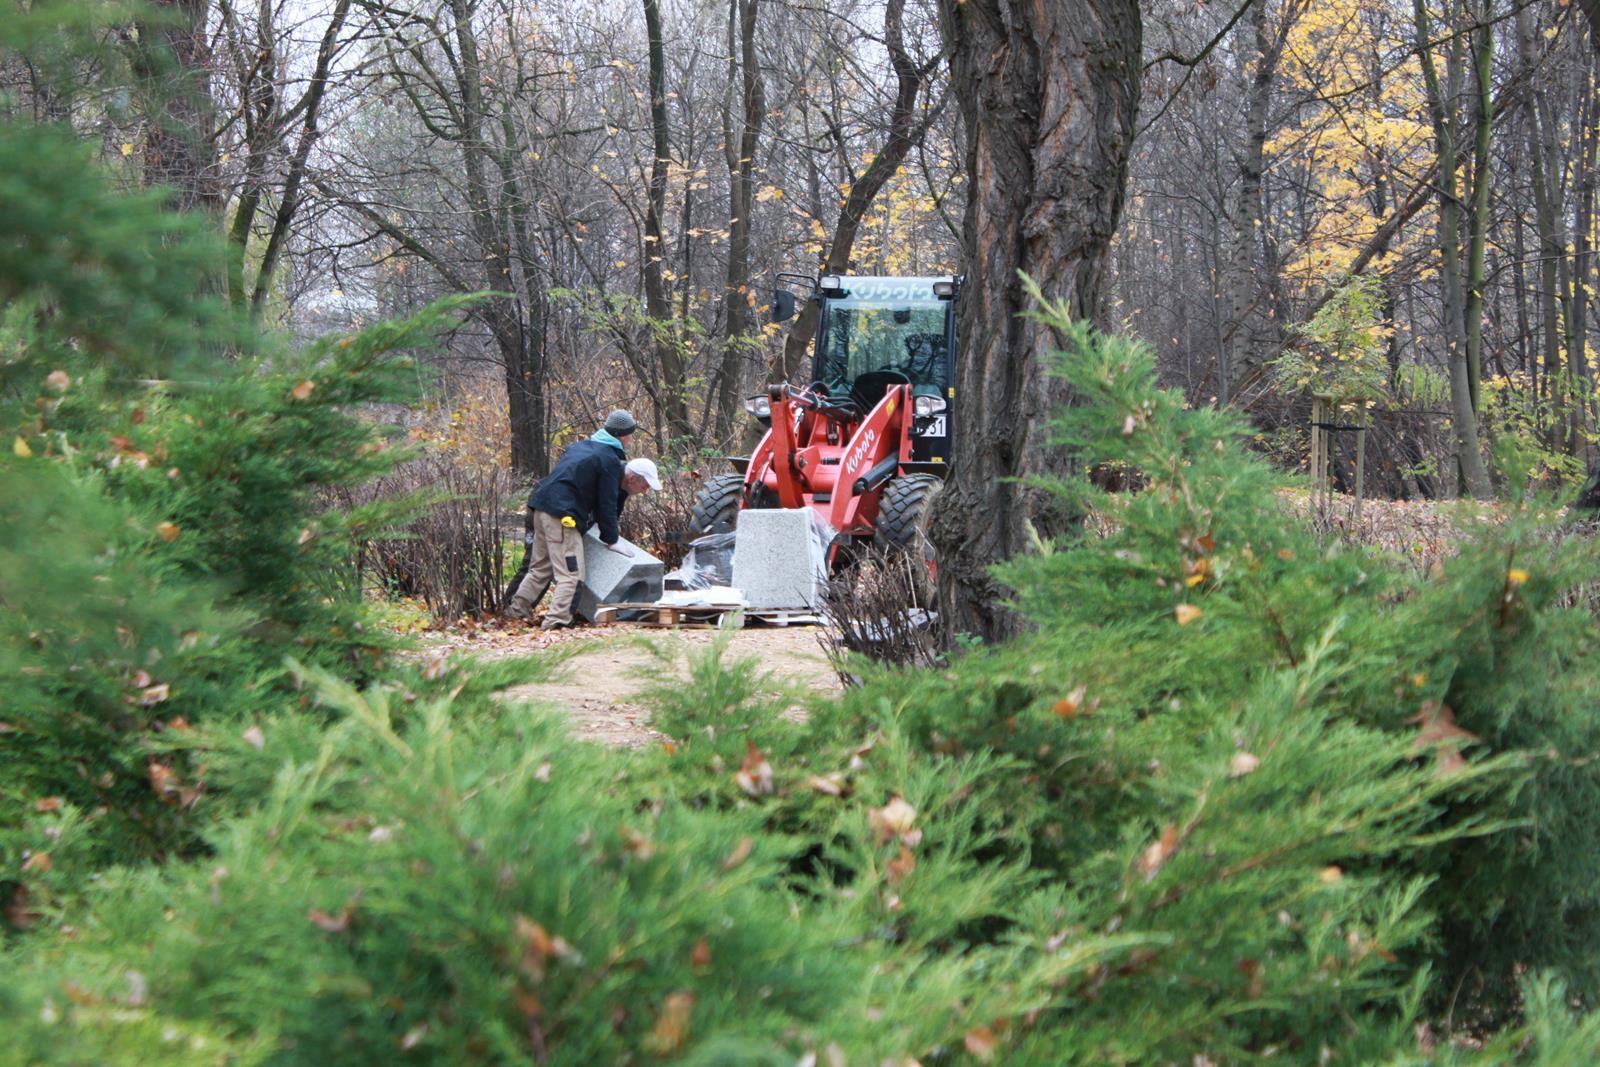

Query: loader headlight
(913, 395), (947, 417)
(743, 395), (771, 419)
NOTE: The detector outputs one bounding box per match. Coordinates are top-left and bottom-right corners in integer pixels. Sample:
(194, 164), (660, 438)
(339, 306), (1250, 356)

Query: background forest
(8, 0), (1596, 492)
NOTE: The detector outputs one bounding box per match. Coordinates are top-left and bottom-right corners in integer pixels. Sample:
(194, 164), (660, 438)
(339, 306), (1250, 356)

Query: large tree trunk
(1520, 5), (1565, 447)
(1462, 0), (1494, 418)
(930, 0), (1142, 641)
(715, 0), (764, 441)
(1414, 0), (1491, 498)
(1567, 75), (1597, 456)
(1578, 0), (1600, 51)
(642, 0), (695, 443)
(446, 0), (543, 474)
(132, 0), (223, 214)
(1220, 0), (1286, 404)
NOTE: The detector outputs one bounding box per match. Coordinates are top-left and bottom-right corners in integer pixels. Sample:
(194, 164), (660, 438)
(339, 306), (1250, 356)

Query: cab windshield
(814, 281), (949, 396)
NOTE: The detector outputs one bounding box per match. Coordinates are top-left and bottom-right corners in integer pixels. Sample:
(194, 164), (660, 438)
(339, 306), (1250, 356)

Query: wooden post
(1310, 395), (1328, 517)
(1353, 406), (1367, 524)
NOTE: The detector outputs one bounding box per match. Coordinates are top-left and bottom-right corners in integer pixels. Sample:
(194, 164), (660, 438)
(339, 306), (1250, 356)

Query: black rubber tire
(873, 473), (943, 604)
(688, 473), (747, 535)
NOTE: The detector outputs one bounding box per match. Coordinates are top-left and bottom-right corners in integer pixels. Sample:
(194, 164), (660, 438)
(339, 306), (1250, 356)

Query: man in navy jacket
(506, 410), (661, 629)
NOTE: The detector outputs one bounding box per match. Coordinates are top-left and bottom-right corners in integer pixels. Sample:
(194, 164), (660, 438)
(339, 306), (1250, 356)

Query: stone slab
(575, 529), (664, 622)
(731, 509), (828, 610)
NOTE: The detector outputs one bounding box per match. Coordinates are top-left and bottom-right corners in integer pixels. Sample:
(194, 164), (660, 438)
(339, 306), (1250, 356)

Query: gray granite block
(575, 530), (664, 621)
(731, 509), (827, 609)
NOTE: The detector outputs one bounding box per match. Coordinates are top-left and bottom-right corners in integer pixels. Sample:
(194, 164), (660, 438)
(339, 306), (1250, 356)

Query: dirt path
(428, 624), (843, 747)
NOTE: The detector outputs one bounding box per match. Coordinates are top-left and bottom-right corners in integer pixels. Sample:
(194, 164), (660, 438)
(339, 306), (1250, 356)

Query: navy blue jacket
(529, 439), (626, 545)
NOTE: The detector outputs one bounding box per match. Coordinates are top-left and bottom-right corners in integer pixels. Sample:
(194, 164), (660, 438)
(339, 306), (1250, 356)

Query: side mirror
(770, 289), (797, 323)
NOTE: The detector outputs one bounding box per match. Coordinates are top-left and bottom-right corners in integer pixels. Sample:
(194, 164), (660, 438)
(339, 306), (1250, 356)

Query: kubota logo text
(845, 429), (878, 473)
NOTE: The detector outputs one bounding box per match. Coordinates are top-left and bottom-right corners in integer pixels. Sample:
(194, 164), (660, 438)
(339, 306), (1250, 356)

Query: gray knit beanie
(603, 409), (637, 436)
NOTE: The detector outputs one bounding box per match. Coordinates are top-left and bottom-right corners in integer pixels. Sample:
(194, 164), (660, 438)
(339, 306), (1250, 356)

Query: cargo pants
(506, 510), (585, 629)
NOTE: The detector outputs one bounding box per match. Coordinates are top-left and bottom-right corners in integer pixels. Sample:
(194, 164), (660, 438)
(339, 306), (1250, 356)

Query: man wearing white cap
(505, 411), (662, 629)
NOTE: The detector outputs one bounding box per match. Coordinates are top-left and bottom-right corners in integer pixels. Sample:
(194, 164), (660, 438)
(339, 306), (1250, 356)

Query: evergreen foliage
(9, 30), (1600, 1057)
(0, 72), (470, 892)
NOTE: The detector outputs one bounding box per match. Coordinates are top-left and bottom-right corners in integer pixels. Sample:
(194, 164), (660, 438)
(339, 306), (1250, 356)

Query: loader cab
(774, 274), (958, 466)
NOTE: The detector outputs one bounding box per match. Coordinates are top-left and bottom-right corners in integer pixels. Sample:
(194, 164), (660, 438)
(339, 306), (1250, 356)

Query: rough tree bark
(132, 0), (223, 214)
(930, 0), (1142, 641)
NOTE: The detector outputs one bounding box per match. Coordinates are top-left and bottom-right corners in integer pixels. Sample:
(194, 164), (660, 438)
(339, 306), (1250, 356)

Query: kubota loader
(688, 274), (958, 597)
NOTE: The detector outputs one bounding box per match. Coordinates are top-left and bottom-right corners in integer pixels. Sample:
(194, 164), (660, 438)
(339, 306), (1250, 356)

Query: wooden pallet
(594, 602), (741, 628)
(594, 603), (825, 629)
(744, 609), (825, 627)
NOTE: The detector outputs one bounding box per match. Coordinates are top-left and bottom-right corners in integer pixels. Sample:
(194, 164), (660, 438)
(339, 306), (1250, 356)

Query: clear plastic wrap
(664, 530), (737, 591)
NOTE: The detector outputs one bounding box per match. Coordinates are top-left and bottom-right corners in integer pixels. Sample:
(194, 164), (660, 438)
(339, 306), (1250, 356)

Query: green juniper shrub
(10, 43), (1600, 1058)
(1, 656), (1149, 1065)
(791, 287), (1600, 1052)
(1, 295), (477, 891)
(0, 89), (477, 893)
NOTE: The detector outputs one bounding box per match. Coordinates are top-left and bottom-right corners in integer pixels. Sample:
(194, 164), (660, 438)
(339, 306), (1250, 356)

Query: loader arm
(826, 384), (912, 535)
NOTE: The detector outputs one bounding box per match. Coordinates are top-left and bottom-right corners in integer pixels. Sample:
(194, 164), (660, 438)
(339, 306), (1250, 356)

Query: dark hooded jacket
(529, 438), (625, 545)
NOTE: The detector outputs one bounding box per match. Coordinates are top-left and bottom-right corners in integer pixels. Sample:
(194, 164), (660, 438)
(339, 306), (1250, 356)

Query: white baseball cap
(625, 457), (663, 490)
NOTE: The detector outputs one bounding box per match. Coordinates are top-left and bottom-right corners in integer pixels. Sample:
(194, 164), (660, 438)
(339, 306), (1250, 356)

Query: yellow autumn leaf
(120, 143), (133, 156)
(290, 380), (315, 401)
(1175, 603), (1202, 626)
(13, 436), (33, 458)
(1507, 568), (1529, 586)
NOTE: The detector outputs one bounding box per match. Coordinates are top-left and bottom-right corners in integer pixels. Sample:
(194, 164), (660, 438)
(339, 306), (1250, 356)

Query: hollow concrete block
(731, 509), (827, 610)
(575, 530), (664, 622)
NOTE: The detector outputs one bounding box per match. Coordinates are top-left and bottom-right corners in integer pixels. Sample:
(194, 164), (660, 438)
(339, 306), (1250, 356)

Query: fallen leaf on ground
(868, 796), (916, 843)
(1228, 752), (1259, 778)
(1053, 685), (1089, 718)
(1137, 823), (1179, 881)
(734, 741), (773, 797)
(886, 845), (917, 885)
(721, 836), (753, 870)
(308, 908), (349, 933)
(644, 991), (694, 1054)
(964, 1025), (998, 1061)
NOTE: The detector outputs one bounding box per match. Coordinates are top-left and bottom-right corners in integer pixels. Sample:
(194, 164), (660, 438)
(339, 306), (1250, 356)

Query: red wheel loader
(688, 274), (958, 598)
